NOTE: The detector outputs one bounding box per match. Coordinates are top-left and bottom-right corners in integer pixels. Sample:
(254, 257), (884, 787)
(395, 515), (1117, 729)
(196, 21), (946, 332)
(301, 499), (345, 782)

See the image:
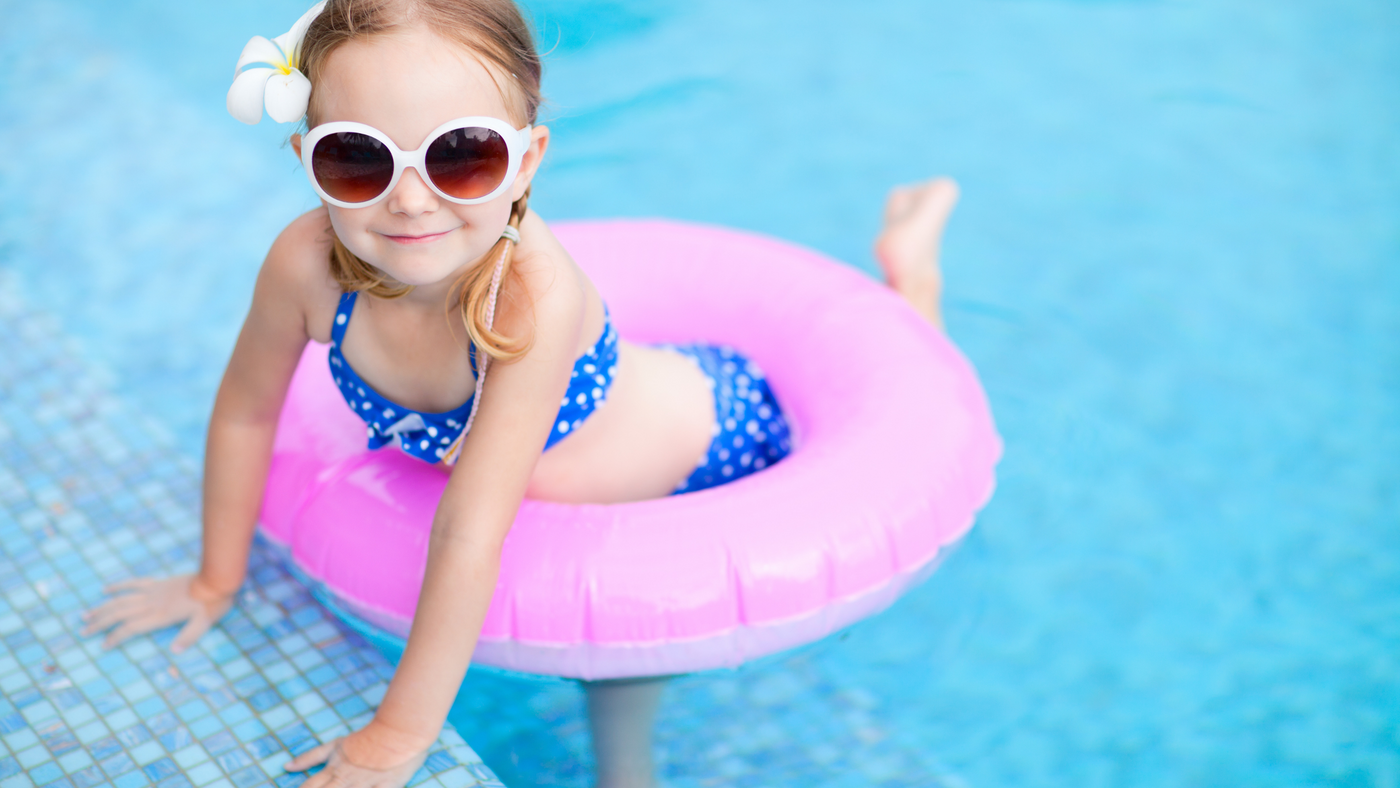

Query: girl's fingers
(297, 767), (329, 788)
(82, 597), (143, 634)
(285, 739), (338, 772)
(303, 765), (355, 788)
(103, 617), (155, 649)
(86, 595), (140, 621)
(105, 577), (155, 594)
(171, 615), (211, 654)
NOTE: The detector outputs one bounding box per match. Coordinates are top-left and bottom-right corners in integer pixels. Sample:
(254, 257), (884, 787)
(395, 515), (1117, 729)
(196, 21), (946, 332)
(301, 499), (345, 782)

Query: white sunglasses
(300, 116), (533, 208)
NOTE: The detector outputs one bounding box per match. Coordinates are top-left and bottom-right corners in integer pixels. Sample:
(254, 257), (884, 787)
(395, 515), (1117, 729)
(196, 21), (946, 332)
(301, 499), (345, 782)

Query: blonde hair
(300, 0), (542, 362)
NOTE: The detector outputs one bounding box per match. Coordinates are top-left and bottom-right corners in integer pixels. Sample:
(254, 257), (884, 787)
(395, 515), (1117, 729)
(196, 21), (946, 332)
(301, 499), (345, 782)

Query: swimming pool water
(2, 0), (1397, 785)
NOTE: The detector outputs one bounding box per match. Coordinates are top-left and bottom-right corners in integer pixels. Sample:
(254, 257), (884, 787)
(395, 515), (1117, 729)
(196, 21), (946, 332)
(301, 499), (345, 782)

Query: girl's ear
(290, 133), (303, 160)
(511, 125), (550, 201)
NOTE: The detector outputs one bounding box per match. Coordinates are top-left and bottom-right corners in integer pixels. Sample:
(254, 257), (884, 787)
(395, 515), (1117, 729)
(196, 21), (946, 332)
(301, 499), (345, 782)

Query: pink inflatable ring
(258, 220), (1001, 680)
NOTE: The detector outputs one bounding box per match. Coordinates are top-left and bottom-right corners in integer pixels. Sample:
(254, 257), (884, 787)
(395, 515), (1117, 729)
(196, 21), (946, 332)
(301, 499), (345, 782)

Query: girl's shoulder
(255, 208), (341, 343)
(503, 210), (592, 332)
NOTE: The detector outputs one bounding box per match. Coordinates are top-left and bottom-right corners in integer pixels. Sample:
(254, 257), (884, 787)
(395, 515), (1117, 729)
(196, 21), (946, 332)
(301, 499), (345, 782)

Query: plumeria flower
(227, 1), (327, 124)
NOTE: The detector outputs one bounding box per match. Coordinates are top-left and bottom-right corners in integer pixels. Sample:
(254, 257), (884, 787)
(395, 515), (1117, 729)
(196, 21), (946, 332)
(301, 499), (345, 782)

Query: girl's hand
(285, 722), (430, 788)
(81, 574), (235, 652)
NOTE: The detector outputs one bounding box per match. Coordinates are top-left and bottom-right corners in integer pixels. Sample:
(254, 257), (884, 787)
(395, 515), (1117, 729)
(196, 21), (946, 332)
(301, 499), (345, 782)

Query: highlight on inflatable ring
(257, 220), (1002, 681)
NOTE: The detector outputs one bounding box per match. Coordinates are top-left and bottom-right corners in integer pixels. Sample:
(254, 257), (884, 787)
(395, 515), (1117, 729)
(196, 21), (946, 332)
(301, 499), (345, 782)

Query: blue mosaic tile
(424, 753), (456, 774)
(200, 692), (236, 714)
(185, 719), (221, 742)
(317, 683), (351, 705)
(330, 698), (368, 721)
(57, 751), (92, 774)
(226, 768), (261, 788)
(37, 724), (79, 756)
(270, 726), (310, 755)
(243, 694), (277, 716)
(138, 762), (176, 786)
(155, 730), (192, 754)
(185, 764), (220, 788)
(199, 734), (237, 758)
(98, 756), (134, 781)
(143, 715), (177, 737)
(89, 744), (123, 770)
(244, 739), (279, 763)
(0, 716), (28, 735)
(211, 753), (249, 777)
(216, 708), (252, 730)
(51, 693), (85, 713)
(299, 714), (336, 737)
(0, 760), (20, 781)
(28, 766), (61, 787)
(113, 728), (149, 750)
(229, 723), (265, 746)
(173, 703), (209, 726)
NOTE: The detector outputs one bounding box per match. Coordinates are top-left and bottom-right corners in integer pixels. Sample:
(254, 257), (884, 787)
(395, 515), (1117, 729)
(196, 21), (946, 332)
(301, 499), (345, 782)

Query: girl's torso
(327, 289), (622, 460)
(293, 208), (716, 504)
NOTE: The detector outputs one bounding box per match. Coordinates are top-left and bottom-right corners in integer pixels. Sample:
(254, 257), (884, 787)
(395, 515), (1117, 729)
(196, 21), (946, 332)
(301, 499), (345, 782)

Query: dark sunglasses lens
(425, 127), (510, 200)
(311, 132), (394, 204)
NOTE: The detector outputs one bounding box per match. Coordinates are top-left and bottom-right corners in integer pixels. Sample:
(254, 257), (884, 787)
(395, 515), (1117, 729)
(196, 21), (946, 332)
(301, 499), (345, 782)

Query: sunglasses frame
(300, 116), (534, 209)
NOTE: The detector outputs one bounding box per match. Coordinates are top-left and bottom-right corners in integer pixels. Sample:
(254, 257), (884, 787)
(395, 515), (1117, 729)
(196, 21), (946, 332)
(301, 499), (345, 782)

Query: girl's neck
(397, 278), (457, 309)
(389, 244), (498, 308)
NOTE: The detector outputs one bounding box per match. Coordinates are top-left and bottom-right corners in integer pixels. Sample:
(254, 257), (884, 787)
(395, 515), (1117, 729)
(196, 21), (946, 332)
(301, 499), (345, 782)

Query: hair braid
(451, 187), (533, 363)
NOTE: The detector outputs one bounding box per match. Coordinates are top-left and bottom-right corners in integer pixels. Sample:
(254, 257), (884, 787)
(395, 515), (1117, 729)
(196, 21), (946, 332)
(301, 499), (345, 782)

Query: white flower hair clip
(227, 1), (327, 125)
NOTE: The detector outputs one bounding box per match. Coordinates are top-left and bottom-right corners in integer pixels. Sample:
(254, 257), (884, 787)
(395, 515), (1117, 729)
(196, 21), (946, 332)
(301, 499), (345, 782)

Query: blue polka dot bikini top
(328, 290), (619, 464)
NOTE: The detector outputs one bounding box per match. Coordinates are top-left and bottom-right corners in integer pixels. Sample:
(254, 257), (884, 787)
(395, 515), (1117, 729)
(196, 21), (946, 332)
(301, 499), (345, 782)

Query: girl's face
(297, 25), (547, 289)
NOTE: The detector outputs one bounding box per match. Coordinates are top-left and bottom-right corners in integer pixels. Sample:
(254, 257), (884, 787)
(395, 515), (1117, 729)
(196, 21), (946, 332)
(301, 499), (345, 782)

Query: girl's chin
(375, 251), (487, 288)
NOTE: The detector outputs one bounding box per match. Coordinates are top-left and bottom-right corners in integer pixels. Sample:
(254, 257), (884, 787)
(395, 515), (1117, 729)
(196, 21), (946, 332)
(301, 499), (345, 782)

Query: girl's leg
(873, 177), (960, 329)
(583, 677), (667, 788)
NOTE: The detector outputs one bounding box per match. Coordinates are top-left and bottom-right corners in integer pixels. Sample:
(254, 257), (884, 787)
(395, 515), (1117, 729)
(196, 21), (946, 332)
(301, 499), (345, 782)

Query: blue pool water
(2, 0), (1397, 785)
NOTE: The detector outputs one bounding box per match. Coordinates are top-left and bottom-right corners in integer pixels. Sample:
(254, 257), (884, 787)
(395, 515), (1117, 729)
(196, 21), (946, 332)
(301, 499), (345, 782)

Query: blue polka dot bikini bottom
(660, 343), (793, 495)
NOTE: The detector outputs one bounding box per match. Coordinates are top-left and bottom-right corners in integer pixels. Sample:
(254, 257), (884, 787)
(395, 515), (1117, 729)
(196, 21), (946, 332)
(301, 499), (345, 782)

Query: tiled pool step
(0, 288), (506, 788)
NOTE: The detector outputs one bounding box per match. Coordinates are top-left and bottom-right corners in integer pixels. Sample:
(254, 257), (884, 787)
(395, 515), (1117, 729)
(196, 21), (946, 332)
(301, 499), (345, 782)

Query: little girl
(82, 1), (960, 786)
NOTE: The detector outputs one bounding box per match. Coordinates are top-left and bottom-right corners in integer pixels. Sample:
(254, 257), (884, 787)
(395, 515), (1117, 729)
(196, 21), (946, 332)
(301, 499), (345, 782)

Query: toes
(883, 185), (917, 224)
(884, 178), (960, 230)
(930, 177), (960, 207)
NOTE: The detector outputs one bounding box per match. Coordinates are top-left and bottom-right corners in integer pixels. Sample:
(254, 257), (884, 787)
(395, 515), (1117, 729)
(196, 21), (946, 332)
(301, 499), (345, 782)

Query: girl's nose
(386, 166), (439, 217)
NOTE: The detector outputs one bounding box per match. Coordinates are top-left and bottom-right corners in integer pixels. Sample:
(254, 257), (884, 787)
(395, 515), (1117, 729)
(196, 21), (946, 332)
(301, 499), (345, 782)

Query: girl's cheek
(326, 208), (378, 257)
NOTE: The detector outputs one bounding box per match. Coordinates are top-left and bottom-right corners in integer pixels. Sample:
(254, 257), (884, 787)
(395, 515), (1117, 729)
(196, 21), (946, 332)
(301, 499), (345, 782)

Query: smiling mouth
(383, 229), (454, 245)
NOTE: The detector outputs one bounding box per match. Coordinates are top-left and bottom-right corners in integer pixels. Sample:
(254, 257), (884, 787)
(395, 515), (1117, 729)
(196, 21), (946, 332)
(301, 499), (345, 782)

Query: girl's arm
(287, 243), (587, 778)
(198, 220), (322, 599)
(83, 216), (325, 649)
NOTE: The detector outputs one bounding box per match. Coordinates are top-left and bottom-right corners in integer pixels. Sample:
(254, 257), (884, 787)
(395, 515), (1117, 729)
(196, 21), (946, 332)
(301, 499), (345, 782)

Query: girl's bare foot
(873, 177), (960, 329)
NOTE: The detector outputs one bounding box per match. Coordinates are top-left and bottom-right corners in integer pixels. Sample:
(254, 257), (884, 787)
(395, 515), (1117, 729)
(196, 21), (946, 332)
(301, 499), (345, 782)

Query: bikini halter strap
(443, 228), (513, 464)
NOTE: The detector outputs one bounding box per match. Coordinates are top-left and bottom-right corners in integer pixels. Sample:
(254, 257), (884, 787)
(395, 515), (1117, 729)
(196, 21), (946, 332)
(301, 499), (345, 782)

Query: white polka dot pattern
(326, 291), (620, 464)
(664, 344), (791, 494)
